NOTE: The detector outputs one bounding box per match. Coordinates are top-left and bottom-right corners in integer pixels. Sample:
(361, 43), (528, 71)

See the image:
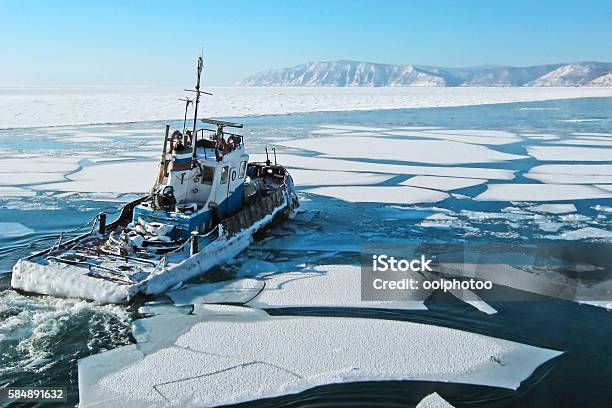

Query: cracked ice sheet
(287, 169), (392, 187)
(385, 130), (521, 146)
(305, 185), (449, 204)
(168, 279), (264, 306)
(528, 146), (612, 161)
(525, 164), (612, 184)
(401, 176), (487, 191)
(32, 160), (158, 194)
(279, 137), (526, 165)
(251, 153), (515, 180)
(476, 184), (612, 202)
(83, 311), (562, 407)
(0, 187), (35, 197)
(246, 265), (428, 310)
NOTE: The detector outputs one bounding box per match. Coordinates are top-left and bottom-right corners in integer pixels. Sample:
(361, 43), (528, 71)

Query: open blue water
(0, 97), (611, 407)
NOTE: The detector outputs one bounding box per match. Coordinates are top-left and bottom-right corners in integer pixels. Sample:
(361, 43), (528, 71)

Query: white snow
(80, 310), (562, 407)
(527, 204), (577, 214)
(0, 222), (34, 237)
(279, 136), (526, 165)
(401, 176), (486, 191)
(476, 184), (612, 202)
(416, 393), (455, 408)
(246, 265), (428, 310)
(528, 146), (612, 161)
(5, 87), (609, 129)
(305, 186), (448, 204)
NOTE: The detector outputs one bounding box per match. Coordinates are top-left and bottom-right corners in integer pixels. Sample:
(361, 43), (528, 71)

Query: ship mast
(185, 56), (212, 165)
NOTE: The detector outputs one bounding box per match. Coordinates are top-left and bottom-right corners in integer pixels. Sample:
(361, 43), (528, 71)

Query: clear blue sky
(1, 0), (611, 86)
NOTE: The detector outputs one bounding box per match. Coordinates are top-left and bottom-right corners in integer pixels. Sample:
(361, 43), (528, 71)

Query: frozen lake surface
(0, 97), (611, 406)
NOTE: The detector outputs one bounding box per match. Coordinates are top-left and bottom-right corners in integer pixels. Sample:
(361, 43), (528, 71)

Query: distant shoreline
(2, 87), (612, 129)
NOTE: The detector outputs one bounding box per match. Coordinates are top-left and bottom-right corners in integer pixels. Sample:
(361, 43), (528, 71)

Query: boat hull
(11, 191), (293, 304)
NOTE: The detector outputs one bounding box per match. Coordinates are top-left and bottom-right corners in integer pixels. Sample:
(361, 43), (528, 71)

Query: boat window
(220, 166), (229, 184)
(239, 161), (246, 178)
(200, 165), (214, 184)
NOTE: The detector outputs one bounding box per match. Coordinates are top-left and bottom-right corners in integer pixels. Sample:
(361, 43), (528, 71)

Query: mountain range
(237, 61), (612, 87)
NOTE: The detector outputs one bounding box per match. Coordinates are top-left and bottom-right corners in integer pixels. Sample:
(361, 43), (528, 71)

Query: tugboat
(11, 57), (299, 304)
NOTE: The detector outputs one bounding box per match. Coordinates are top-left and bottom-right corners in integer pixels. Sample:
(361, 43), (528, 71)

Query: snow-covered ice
(167, 279), (264, 306)
(416, 392), (455, 408)
(528, 146), (612, 161)
(527, 204), (577, 214)
(4, 87), (612, 128)
(304, 186), (449, 204)
(476, 184), (612, 202)
(246, 265), (428, 310)
(0, 222), (34, 237)
(79, 309), (562, 407)
(543, 227), (612, 241)
(0, 187), (36, 197)
(257, 154), (515, 180)
(525, 164), (612, 184)
(285, 169), (391, 186)
(386, 130), (522, 146)
(280, 136), (526, 165)
(401, 176), (487, 191)
(32, 160), (158, 194)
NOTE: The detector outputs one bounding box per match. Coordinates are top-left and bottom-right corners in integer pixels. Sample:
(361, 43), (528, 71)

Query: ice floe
(305, 186), (449, 204)
(416, 392), (454, 408)
(259, 153), (516, 181)
(528, 146), (612, 161)
(280, 136), (526, 165)
(525, 164), (612, 184)
(167, 279), (265, 306)
(476, 184), (612, 202)
(79, 309), (562, 407)
(0, 222), (34, 237)
(33, 160), (158, 194)
(402, 176), (486, 191)
(246, 265), (428, 310)
(0, 187), (36, 197)
(543, 227), (612, 241)
(527, 204), (577, 214)
(287, 169), (391, 187)
(386, 130), (521, 146)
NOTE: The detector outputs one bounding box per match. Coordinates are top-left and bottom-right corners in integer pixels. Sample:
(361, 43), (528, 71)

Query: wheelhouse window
(200, 166), (214, 184)
(220, 166), (229, 184)
(238, 161), (246, 178)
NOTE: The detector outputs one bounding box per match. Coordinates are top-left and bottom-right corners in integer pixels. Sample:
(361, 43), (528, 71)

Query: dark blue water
(0, 97), (611, 407)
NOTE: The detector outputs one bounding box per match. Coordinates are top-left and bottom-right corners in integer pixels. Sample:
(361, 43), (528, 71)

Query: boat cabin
(133, 119), (250, 239)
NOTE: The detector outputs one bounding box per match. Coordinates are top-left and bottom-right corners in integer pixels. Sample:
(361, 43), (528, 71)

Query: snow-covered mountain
(238, 61), (612, 87)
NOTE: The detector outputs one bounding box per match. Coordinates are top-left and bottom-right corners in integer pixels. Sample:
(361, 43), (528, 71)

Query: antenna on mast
(178, 97), (193, 135)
